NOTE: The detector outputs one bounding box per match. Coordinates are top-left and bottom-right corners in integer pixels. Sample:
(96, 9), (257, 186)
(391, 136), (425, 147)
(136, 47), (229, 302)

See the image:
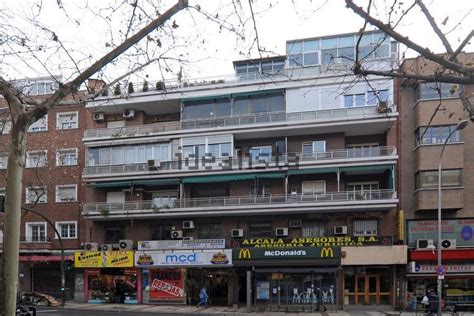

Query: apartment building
(0, 77), (87, 299)
(399, 54), (474, 309)
(80, 31), (406, 311)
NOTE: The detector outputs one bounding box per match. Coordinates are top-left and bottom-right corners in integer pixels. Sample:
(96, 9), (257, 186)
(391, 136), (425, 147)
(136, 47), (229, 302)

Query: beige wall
(341, 245), (407, 265)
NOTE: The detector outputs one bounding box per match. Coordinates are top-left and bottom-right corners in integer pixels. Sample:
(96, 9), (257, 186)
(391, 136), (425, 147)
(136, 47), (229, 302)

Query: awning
(19, 255), (74, 262)
(340, 164), (393, 173)
(182, 172), (285, 184)
(288, 167), (339, 175)
(88, 178), (180, 188)
(182, 89), (284, 102)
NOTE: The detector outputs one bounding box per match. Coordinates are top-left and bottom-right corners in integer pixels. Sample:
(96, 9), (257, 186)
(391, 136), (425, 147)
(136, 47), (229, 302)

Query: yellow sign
(74, 251), (134, 268)
(320, 247), (334, 258)
(239, 249), (251, 259)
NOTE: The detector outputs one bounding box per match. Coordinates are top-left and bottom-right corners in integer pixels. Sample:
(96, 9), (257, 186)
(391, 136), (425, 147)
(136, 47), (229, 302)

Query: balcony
(83, 146), (397, 178)
(83, 189), (398, 219)
(83, 106), (396, 141)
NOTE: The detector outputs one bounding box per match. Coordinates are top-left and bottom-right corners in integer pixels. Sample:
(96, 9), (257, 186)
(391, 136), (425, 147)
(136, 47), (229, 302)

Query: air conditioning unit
(122, 109), (135, 119)
(275, 227), (289, 237)
(84, 242), (98, 251)
(334, 226), (348, 235)
(183, 221), (195, 229)
(171, 230), (183, 239)
(441, 239), (457, 249)
(101, 244), (114, 251)
(93, 112), (105, 122)
(183, 237), (194, 241)
(231, 229), (244, 238)
(377, 101), (390, 113)
(289, 220), (302, 228)
(147, 159), (161, 171)
(416, 239), (434, 249)
(119, 239), (133, 250)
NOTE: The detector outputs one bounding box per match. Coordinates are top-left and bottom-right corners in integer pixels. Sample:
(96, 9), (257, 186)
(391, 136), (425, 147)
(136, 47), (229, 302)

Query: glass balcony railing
(83, 189), (397, 215)
(83, 146), (396, 176)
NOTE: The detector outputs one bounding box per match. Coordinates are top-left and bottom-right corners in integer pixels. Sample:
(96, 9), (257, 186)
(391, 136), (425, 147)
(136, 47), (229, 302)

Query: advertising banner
(135, 249), (232, 267)
(407, 218), (474, 247)
(138, 239), (226, 250)
(74, 251), (134, 268)
(232, 246), (340, 261)
(149, 268), (185, 301)
(231, 236), (391, 248)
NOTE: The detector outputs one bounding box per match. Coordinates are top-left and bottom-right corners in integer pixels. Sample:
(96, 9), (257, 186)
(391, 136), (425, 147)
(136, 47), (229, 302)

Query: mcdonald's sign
(320, 246), (334, 258)
(238, 249), (251, 259)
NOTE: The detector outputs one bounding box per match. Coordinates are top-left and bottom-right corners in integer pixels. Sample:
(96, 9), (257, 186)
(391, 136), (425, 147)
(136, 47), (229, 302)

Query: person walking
(196, 287), (208, 308)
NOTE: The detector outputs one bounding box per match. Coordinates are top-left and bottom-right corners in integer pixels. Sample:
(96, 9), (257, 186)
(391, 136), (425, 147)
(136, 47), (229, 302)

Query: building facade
(399, 54), (474, 310)
(80, 31), (406, 311)
(0, 77), (87, 300)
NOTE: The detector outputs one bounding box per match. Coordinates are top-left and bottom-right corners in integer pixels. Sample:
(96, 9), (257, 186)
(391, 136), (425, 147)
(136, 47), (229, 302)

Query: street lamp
(437, 119), (468, 316)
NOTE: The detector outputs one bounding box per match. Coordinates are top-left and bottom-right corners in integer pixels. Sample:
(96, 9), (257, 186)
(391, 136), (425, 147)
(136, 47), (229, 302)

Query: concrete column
(246, 270), (252, 312)
(337, 170), (341, 192)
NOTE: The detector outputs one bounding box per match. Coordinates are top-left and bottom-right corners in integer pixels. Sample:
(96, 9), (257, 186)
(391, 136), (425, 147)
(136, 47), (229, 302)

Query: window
(87, 143), (170, 166)
(207, 143), (232, 158)
(302, 181), (326, 195)
(0, 188), (5, 213)
(417, 82), (460, 100)
(344, 93), (366, 107)
(415, 169), (462, 189)
(249, 184), (272, 197)
(28, 115), (48, 132)
(302, 222), (326, 237)
(198, 223), (221, 239)
(26, 81), (57, 95)
(347, 182), (379, 193)
(0, 156), (7, 169)
(415, 125), (462, 145)
(55, 221), (77, 239)
(0, 227), (3, 243)
(104, 226), (124, 244)
(25, 222), (47, 242)
(250, 146), (272, 162)
(56, 112), (78, 130)
(57, 148), (78, 166)
(26, 150), (47, 168)
(235, 59), (285, 80)
(302, 141), (326, 159)
(0, 119), (11, 135)
(150, 225), (172, 240)
(346, 143), (380, 157)
(367, 90), (389, 105)
(353, 219), (377, 236)
(26, 187), (47, 204)
(248, 222), (272, 238)
(55, 185), (77, 202)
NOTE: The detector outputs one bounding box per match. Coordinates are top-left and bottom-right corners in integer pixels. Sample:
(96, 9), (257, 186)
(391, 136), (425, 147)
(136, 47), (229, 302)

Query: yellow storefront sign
(74, 251), (134, 268)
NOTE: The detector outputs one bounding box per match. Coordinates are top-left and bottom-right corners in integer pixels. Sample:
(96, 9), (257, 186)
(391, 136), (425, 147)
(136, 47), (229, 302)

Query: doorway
(350, 273), (391, 305)
(186, 269), (228, 306)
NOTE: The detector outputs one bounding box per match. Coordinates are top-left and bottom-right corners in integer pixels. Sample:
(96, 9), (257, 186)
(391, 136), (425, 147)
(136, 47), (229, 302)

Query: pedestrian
(196, 286), (208, 308)
(421, 292), (430, 314)
(428, 289), (437, 316)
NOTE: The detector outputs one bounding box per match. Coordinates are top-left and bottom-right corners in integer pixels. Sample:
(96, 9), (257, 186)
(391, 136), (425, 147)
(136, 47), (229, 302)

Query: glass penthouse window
(287, 31), (394, 67)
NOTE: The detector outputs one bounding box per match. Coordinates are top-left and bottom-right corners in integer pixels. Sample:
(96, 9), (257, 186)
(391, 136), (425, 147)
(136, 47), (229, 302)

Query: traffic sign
(437, 265), (447, 276)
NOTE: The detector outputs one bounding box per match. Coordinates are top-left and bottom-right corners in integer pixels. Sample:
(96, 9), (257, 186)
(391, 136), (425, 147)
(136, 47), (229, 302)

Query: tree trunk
(2, 121), (27, 316)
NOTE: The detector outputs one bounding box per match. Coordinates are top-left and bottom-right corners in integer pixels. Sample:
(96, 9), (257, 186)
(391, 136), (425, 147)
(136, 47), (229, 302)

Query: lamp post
(437, 119), (468, 316)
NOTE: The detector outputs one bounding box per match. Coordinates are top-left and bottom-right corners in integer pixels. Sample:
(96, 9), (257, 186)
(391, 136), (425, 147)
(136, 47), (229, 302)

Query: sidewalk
(40, 302), (474, 315)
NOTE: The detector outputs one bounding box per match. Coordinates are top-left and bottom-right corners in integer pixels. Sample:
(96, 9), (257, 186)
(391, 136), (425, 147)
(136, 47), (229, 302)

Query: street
(36, 309), (177, 316)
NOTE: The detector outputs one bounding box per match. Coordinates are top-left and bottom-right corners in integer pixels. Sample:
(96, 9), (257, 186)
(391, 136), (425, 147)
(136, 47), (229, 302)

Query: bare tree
(0, 1), (191, 314)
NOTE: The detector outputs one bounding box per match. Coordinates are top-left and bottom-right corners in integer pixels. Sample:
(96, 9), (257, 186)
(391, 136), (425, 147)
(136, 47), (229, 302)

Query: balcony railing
(84, 105), (394, 139)
(83, 146), (396, 176)
(21, 236), (51, 243)
(84, 121), (181, 139)
(83, 189), (397, 215)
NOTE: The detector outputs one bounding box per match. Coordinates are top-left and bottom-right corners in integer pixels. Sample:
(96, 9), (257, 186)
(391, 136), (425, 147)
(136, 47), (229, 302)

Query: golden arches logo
(239, 249), (251, 259)
(320, 247), (334, 258)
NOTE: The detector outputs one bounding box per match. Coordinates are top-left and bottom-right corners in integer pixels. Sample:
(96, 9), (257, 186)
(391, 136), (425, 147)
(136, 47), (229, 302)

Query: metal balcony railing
(21, 236), (51, 243)
(83, 146), (396, 176)
(83, 189), (397, 215)
(83, 105), (395, 139)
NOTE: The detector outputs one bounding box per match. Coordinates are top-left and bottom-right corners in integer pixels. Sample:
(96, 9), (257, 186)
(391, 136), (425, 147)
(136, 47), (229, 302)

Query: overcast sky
(0, 0), (472, 83)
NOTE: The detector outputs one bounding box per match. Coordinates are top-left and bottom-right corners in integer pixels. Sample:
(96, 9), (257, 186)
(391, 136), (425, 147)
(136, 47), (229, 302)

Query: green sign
(233, 246), (340, 261)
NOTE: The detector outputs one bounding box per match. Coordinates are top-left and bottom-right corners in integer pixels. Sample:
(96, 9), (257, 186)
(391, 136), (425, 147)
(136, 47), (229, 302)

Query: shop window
(88, 270), (137, 304)
(302, 222), (326, 237)
(104, 226), (124, 244)
(353, 219), (377, 236)
(249, 222), (272, 238)
(415, 169), (462, 189)
(150, 225), (172, 240)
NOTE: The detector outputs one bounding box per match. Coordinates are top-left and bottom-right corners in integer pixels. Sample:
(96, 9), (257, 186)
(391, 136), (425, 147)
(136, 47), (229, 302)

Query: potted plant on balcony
(99, 208), (110, 217)
(128, 82), (135, 94)
(142, 80), (149, 92)
(113, 83), (121, 96)
(156, 81), (165, 91)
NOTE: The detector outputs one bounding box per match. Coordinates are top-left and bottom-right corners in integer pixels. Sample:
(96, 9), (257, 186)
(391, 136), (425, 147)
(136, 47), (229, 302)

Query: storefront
(135, 239), (234, 306)
(406, 218), (474, 310)
(232, 244), (341, 312)
(74, 251), (139, 304)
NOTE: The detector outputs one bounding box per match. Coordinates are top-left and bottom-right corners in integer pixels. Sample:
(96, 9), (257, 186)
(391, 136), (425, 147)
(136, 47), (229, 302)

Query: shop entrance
(345, 272), (391, 305)
(186, 269), (228, 306)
